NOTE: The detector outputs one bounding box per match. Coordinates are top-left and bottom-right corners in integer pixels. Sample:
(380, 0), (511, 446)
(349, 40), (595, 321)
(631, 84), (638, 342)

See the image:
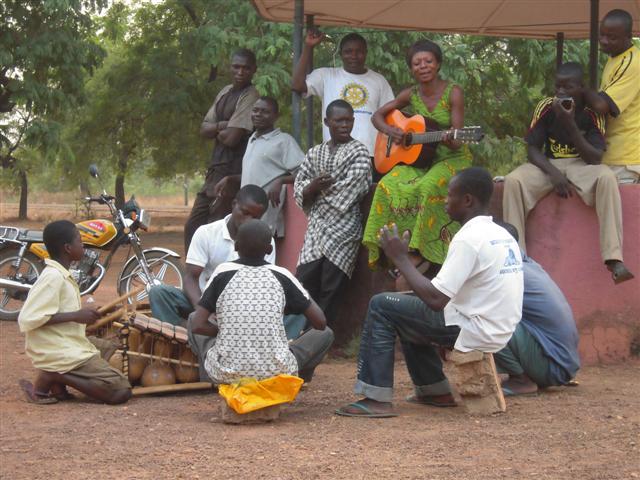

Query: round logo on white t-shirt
(341, 82), (369, 109)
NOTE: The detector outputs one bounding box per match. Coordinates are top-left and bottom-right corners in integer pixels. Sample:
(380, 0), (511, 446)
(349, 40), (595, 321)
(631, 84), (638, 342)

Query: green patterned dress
(363, 83), (472, 268)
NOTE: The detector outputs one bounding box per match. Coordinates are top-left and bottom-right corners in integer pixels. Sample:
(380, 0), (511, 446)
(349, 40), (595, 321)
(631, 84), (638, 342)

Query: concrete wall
(277, 184), (640, 364)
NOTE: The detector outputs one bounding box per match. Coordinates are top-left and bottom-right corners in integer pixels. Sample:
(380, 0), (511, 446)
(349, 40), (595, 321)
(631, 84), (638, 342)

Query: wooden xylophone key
(174, 326), (188, 344)
(147, 317), (163, 334)
(161, 322), (176, 342)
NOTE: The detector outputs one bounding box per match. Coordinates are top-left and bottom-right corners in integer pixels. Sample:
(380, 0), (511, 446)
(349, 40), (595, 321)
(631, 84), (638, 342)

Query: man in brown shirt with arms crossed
(184, 48), (259, 251)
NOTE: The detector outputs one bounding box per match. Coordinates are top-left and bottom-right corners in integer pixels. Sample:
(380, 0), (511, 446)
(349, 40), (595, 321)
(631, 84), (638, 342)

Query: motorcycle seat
(17, 229), (44, 243)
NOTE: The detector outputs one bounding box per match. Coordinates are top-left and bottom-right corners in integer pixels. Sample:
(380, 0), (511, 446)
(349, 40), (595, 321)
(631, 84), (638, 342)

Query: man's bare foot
(49, 383), (76, 401)
(335, 398), (397, 418)
(501, 374), (538, 396)
(606, 261), (634, 285)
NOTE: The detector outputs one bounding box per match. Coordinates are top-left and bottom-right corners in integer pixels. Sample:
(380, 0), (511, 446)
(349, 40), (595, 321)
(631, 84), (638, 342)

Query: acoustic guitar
(374, 110), (484, 174)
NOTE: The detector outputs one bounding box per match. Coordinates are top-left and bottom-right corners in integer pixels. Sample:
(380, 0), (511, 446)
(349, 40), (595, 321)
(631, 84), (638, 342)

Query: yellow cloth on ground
(218, 374), (304, 414)
(600, 44), (640, 166)
(18, 259), (98, 373)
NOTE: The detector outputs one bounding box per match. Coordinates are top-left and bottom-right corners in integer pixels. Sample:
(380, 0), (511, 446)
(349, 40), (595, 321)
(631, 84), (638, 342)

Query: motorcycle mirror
(89, 164), (99, 178)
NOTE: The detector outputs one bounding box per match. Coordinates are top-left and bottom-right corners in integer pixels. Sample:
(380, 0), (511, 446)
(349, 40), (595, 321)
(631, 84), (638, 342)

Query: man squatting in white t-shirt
(335, 167), (525, 418)
(148, 185), (275, 328)
(291, 29), (394, 162)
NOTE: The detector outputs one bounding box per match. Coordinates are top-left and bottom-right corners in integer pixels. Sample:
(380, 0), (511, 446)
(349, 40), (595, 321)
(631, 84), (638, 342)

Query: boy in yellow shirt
(585, 9), (640, 182)
(18, 220), (131, 405)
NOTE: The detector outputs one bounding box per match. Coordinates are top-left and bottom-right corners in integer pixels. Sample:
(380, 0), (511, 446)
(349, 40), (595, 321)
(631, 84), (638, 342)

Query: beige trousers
(609, 164), (640, 184)
(503, 157), (623, 262)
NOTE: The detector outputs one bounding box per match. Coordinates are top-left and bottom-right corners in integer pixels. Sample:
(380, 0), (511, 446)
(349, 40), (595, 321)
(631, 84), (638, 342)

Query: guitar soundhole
(404, 132), (413, 148)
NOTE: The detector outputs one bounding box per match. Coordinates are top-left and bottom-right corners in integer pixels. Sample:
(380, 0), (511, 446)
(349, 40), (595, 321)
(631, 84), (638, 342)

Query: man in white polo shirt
(148, 185), (275, 326)
(336, 167), (524, 418)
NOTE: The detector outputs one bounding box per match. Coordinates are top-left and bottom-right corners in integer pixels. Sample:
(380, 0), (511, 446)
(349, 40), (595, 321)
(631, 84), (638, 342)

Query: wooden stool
(443, 350), (506, 415)
(220, 403), (282, 424)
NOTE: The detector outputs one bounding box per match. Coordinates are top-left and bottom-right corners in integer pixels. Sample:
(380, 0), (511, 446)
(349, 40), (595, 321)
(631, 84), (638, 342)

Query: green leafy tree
(57, 0), (607, 206)
(0, 0), (106, 218)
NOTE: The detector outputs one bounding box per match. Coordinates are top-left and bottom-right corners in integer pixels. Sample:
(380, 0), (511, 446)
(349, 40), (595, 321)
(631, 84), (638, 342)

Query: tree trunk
(79, 179), (90, 197)
(18, 169), (28, 220)
(115, 150), (128, 208)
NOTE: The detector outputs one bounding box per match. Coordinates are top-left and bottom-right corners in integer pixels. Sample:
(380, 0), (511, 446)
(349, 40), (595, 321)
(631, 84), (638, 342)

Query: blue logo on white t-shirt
(500, 247), (522, 274)
(504, 248), (519, 267)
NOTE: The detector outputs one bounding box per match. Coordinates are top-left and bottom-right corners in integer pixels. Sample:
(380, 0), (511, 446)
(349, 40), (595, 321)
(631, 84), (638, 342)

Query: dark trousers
(494, 323), (555, 388)
(354, 292), (460, 402)
(184, 168), (239, 252)
(296, 257), (348, 326)
(186, 316), (334, 384)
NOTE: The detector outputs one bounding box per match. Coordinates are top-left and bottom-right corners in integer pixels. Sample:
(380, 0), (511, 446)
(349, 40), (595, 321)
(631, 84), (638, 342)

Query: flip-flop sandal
(501, 386), (538, 397)
(335, 401), (398, 418)
(19, 379), (58, 405)
(405, 394), (457, 407)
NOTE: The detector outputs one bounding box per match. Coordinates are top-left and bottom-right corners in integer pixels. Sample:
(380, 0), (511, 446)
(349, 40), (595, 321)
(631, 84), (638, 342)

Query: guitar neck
(409, 130), (456, 145)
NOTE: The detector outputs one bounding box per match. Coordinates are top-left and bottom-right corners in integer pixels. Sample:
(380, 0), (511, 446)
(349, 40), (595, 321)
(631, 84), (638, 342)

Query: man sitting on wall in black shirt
(502, 62), (633, 284)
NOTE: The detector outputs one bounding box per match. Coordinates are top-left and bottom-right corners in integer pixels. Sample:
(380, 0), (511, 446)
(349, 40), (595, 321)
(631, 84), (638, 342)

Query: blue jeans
(355, 293), (460, 403)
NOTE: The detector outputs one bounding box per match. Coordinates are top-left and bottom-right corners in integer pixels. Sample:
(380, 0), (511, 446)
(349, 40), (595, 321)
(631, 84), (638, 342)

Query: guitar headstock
(455, 126), (484, 143)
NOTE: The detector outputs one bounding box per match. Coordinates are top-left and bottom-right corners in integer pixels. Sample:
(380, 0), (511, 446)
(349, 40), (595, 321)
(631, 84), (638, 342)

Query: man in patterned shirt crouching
(189, 219), (333, 384)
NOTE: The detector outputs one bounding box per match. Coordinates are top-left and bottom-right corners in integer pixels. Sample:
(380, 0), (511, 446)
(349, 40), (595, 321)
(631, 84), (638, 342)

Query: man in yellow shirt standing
(587, 9), (640, 182)
(582, 8), (638, 284)
(18, 220), (131, 405)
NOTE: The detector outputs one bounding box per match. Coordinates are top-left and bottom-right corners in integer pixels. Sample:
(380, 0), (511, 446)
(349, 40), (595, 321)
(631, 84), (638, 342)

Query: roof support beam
(589, 0), (600, 88)
(292, 0), (304, 145)
(305, 14), (315, 149)
(556, 31), (565, 68)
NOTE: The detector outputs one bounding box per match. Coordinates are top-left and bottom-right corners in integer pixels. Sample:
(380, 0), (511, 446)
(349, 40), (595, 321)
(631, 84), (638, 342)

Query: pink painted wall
(275, 185), (306, 274)
(492, 183), (639, 364)
(275, 185), (394, 345)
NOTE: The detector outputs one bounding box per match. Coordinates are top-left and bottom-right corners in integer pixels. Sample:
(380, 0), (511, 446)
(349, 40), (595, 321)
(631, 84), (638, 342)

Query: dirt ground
(1, 213), (639, 479)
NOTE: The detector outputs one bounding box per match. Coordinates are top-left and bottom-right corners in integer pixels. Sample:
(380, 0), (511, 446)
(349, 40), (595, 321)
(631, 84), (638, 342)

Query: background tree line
(1, 0), (600, 217)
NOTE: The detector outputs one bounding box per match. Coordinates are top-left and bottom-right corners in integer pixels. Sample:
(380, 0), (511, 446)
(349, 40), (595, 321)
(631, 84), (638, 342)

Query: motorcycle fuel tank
(27, 219), (117, 259)
(76, 219), (118, 247)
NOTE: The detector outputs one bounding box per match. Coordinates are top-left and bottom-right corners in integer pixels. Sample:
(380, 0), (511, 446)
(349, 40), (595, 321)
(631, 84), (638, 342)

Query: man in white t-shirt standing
(292, 30), (394, 157)
(335, 167), (524, 418)
(148, 185), (275, 326)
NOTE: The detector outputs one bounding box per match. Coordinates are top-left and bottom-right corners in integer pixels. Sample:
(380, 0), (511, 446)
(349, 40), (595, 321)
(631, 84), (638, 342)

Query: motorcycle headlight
(137, 209), (151, 230)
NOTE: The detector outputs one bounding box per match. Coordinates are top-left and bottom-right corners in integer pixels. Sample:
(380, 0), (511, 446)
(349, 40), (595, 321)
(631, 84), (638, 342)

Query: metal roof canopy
(252, 0), (640, 39)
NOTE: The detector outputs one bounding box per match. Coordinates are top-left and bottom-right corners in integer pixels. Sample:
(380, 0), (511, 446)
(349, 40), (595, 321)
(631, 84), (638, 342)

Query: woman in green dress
(364, 39), (472, 274)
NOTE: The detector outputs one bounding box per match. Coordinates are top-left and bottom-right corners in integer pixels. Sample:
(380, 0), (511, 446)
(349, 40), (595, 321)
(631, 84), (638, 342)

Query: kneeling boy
(18, 220), (131, 405)
(189, 219), (334, 384)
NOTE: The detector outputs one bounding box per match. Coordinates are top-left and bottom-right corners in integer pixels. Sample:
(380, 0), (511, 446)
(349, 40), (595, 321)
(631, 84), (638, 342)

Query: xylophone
(91, 289), (212, 396)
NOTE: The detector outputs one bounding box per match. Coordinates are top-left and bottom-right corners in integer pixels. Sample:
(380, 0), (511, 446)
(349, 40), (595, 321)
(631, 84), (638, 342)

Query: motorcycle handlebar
(84, 195), (115, 204)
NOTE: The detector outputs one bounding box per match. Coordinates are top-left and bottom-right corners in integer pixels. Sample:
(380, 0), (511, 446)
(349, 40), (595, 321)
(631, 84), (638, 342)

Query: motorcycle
(0, 165), (184, 320)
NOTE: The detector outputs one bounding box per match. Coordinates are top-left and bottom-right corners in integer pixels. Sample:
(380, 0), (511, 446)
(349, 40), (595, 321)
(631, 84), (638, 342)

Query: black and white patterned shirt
(294, 139), (372, 277)
(198, 258), (311, 384)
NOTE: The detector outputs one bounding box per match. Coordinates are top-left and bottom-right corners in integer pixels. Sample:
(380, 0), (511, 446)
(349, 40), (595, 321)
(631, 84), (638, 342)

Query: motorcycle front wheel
(0, 250), (44, 321)
(117, 250), (184, 303)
